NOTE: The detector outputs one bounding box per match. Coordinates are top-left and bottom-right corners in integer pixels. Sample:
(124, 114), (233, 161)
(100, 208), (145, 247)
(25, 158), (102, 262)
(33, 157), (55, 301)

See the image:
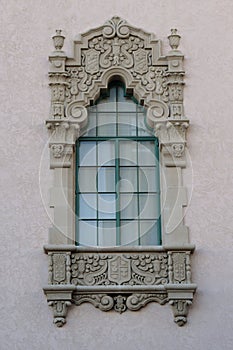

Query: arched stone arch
(44, 17), (196, 328)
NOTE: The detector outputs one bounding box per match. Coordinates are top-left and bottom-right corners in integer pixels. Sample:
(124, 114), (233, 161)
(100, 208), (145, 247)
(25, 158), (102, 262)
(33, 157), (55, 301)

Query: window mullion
(137, 142), (140, 245)
(96, 141), (99, 245)
(155, 139), (161, 245)
(115, 139), (120, 246)
(76, 143), (79, 245)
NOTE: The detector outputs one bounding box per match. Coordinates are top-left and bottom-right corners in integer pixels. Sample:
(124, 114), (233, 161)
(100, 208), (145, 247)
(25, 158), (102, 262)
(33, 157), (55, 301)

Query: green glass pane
(79, 194), (97, 219)
(78, 220), (97, 246)
(118, 114), (137, 136)
(98, 167), (115, 192)
(97, 114), (116, 136)
(79, 141), (96, 166)
(98, 221), (116, 246)
(138, 141), (156, 166)
(120, 194), (138, 219)
(119, 140), (137, 165)
(119, 167), (137, 192)
(98, 194), (116, 219)
(139, 167), (158, 192)
(98, 141), (115, 166)
(78, 167), (97, 193)
(120, 220), (139, 246)
(140, 220), (159, 245)
(139, 194), (160, 219)
(117, 98), (137, 112)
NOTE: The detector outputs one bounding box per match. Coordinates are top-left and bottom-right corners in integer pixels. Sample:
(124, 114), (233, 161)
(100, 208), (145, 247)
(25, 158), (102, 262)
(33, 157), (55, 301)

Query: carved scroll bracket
(44, 285), (75, 327)
(165, 284), (197, 326)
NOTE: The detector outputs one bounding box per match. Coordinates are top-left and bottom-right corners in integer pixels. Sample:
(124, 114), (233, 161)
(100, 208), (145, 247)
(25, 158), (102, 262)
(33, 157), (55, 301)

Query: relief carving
(172, 253), (186, 283)
(48, 300), (72, 327)
(71, 253), (168, 286)
(53, 254), (66, 283)
(51, 144), (64, 158)
(73, 292), (168, 313)
(85, 49), (100, 74)
(108, 256), (131, 285)
(73, 294), (114, 311)
(169, 85), (183, 101)
(169, 300), (192, 326)
(171, 143), (185, 158)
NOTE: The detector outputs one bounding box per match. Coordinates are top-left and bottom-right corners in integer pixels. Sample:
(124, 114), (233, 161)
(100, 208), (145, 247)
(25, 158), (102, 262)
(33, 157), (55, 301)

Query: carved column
(151, 30), (190, 246)
(46, 31), (88, 244)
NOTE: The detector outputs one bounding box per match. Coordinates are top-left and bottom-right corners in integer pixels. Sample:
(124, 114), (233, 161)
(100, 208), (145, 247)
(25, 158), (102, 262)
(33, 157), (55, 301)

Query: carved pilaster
(49, 73), (68, 119)
(167, 251), (193, 284)
(167, 73), (185, 119)
(48, 252), (72, 285)
(166, 29), (185, 120)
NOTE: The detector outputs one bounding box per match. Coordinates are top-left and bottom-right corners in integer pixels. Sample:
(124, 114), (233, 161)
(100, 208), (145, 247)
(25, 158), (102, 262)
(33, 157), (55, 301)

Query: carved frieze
(70, 252), (168, 286)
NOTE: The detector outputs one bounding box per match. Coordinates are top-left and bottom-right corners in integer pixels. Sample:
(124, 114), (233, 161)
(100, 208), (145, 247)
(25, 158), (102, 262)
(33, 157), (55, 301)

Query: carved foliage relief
(65, 29), (169, 105)
(70, 253), (168, 286)
(48, 251), (192, 287)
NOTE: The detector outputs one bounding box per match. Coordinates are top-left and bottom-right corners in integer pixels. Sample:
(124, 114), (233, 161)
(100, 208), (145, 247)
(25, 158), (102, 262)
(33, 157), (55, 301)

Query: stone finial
(168, 29), (181, 50)
(52, 30), (65, 51)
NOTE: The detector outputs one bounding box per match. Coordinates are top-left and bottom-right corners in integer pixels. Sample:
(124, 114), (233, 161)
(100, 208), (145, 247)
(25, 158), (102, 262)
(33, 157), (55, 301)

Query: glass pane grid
(76, 83), (161, 247)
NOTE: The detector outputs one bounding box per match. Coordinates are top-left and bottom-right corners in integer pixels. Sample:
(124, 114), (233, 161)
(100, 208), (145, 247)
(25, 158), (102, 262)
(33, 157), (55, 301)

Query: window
(76, 82), (161, 246)
(44, 18), (196, 327)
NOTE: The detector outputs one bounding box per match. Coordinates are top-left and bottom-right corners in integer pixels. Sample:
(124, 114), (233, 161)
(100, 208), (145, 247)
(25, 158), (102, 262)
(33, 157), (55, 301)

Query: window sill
(43, 244), (196, 327)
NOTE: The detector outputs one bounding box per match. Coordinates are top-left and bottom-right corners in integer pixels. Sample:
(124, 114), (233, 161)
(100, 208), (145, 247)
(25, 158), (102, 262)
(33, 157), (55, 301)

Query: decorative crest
(103, 16), (130, 38)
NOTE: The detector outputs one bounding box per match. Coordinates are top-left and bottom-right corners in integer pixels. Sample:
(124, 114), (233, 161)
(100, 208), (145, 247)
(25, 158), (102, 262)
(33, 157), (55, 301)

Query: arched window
(76, 82), (161, 246)
(44, 19), (196, 327)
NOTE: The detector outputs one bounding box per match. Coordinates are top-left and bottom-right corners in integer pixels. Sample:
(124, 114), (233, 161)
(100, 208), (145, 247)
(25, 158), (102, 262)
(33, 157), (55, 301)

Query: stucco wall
(1, 0), (233, 349)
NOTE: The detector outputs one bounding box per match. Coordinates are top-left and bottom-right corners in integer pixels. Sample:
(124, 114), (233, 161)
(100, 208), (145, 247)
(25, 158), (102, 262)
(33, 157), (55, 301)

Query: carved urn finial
(52, 30), (65, 51)
(168, 29), (181, 50)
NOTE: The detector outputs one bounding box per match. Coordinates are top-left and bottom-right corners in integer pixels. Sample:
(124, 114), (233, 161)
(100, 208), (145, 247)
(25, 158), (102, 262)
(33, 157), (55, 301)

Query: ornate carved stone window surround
(43, 17), (196, 327)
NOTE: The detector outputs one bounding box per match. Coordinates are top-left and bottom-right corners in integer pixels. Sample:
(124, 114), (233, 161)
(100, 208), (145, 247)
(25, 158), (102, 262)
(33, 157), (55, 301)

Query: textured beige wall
(1, 0), (233, 349)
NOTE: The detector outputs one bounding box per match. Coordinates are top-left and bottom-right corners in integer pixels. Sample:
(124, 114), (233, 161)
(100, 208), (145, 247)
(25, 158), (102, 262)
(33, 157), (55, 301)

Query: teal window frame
(75, 82), (161, 246)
